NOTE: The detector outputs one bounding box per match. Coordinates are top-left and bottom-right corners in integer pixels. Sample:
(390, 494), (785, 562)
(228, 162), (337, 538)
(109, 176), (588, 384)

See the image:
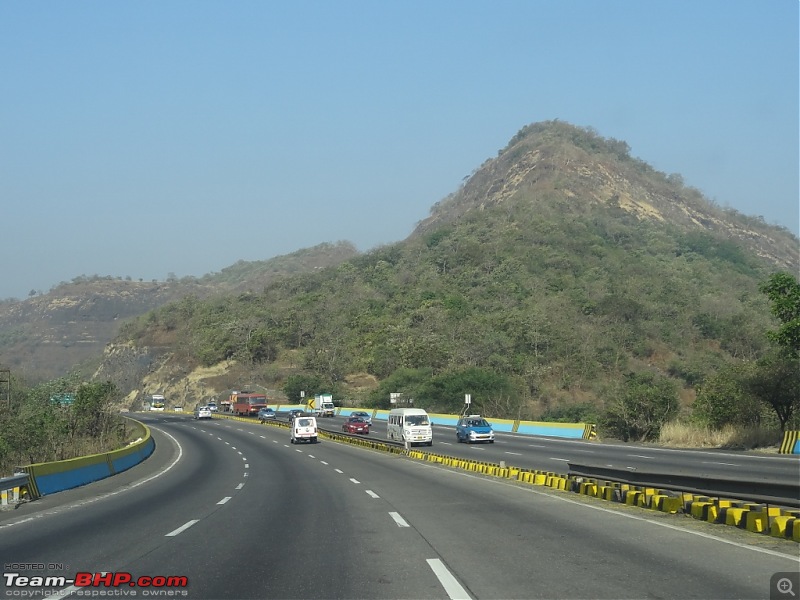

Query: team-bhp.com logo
(4, 572), (188, 597)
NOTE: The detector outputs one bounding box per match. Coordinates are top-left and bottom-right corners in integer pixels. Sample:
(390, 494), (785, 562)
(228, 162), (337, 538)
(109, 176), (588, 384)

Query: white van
(291, 415), (318, 444)
(387, 408), (432, 446)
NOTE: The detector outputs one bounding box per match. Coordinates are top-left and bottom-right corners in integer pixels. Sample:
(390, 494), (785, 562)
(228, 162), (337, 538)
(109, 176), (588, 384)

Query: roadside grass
(658, 421), (783, 451)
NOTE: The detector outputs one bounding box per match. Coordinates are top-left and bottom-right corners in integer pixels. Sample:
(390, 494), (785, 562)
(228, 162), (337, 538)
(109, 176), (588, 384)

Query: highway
(1, 412), (797, 600)
(322, 413), (800, 485)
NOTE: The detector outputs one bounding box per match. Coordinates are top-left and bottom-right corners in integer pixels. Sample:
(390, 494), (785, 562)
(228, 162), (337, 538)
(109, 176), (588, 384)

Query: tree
(692, 363), (761, 428)
(601, 372), (679, 441)
(283, 374), (325, 404)
(760, 272), (800, 357)
(744, 351), (800, 431)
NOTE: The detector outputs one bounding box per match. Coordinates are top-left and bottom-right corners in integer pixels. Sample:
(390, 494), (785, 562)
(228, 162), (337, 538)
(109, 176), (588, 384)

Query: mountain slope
(0, 242), (359, 382)
(104, 121), (798, 416)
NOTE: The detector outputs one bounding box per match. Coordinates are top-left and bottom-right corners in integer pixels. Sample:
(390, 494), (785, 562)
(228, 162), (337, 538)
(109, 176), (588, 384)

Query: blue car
(456, 415), (495, 444)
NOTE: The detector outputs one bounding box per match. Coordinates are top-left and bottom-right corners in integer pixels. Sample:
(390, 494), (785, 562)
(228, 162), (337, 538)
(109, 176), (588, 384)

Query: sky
(1, 1), (797, 300)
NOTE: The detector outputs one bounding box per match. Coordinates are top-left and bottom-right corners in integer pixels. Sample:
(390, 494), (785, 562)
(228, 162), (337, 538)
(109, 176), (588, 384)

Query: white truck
(308, 393), (335, 417)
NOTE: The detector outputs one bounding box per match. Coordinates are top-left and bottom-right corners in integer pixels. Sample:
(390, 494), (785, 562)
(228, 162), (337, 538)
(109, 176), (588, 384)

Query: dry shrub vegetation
(658, 421), (783, 451)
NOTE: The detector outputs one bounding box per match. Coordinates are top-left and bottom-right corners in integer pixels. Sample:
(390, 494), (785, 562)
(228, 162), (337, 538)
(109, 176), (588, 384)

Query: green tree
(760, 272), (800, 357)
(692, 363), (761, 428)
(283, 374), (325, 404)
(601, 372), (679, 441)
(744, 351), (800, 431)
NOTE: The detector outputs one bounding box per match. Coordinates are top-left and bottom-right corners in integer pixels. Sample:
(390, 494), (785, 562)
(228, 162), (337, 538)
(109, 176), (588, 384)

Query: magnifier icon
(777, 578), (796, 597)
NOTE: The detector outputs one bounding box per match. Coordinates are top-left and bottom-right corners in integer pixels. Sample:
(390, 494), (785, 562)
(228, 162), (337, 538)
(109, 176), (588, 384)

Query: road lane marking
(389, 512), (410, 527)
(166, 520), (199, 537)
(366, 490), (379, 498)
(427, 558), (472, 600)
(244, 463), (249, 468)
(335, 469), (344, 474)
(320, 461), (329, 465)
(309, 455), (316, 458)
(702, 461), (740, 467)
(505, 452), (522, 456)
(236, 483), (244, 489)
(628, 454), (653, 459)
(350, 478), (360, 484)
(549, 458), (570, 461)
(217, 497), (232, 505)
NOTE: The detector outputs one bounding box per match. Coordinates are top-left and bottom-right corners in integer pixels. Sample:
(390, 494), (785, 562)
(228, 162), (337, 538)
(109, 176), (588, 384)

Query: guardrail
(0, 472), (30, 507)
(567, 462), (800, 508)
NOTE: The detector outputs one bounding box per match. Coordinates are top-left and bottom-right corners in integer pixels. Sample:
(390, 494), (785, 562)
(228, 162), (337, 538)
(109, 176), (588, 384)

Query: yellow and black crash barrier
(779, 430), (800, 454)
(566, 474), (800, 542)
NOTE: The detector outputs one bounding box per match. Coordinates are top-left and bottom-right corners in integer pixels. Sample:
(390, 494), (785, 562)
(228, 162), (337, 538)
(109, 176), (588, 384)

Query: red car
(342, 417), (370, 435)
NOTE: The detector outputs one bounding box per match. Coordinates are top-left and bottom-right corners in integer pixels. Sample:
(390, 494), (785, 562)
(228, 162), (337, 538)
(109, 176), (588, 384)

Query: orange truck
(230, 391), (268, 417)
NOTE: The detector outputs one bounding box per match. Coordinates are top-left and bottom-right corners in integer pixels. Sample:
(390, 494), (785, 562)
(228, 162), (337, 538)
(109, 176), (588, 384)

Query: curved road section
(1, 413), (797, 599)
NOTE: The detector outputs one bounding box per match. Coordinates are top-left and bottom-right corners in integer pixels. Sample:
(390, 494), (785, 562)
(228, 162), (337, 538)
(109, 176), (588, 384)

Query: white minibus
(387, 408), (433, 446)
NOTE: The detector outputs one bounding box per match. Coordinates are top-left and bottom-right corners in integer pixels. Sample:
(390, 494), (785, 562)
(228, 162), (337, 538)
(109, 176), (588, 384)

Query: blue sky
(1, 1), (797, 300)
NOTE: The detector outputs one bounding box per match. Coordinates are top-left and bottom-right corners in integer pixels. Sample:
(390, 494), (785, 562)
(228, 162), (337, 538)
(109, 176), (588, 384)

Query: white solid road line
(426, 558), (472, 600)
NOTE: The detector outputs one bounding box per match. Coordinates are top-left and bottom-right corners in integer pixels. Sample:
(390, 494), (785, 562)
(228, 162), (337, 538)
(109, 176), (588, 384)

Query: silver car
(194, 405), (212, 420)
(350, 410), (372, 425)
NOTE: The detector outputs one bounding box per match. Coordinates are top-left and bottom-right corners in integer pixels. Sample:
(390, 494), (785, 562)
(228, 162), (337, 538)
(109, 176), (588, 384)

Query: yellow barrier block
(746, 511), (778, 533)
(656, 496), (682, 514)
(769, 516), (795, 538)
(690, 502), (714, 520)
(725, 507), (750, 527)
(534, 473), (547, 485)
(794, 521), (800, 543)
(625, 490), (642, 506)
(509, 467), (520, 478)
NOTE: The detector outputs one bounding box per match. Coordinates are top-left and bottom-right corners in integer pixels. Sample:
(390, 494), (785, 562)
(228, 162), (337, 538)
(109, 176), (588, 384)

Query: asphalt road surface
(1, 413), (797, 599)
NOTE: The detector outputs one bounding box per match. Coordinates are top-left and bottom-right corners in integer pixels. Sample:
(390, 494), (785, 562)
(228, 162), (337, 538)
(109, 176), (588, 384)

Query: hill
(99, 121), (798, 419)
(0, 242), (359, 382)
